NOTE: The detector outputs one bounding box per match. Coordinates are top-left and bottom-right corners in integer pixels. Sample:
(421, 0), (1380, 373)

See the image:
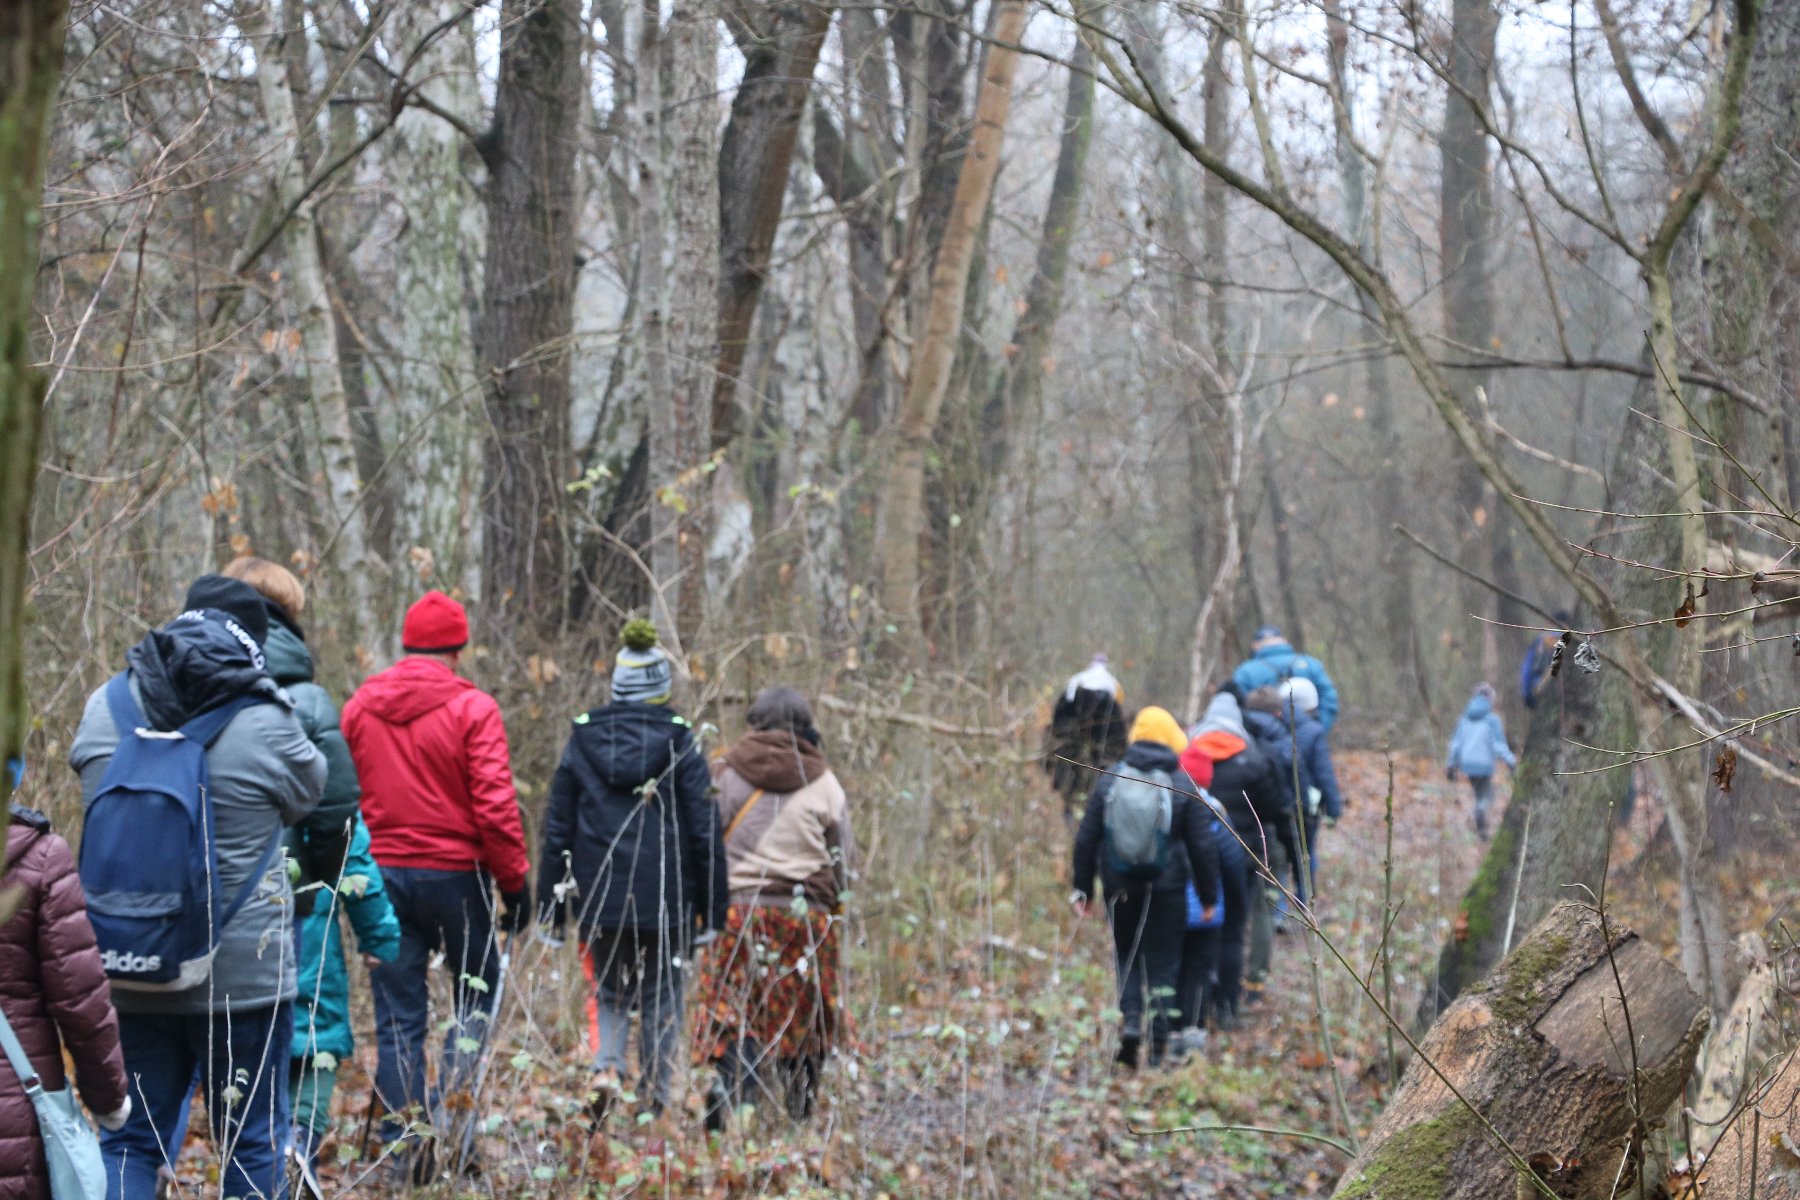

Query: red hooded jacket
(342, 657), (530, 892)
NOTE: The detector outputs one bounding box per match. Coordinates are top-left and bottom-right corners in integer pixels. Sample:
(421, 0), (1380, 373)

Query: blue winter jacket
(1244, 705), (1345, 821)
(291, 817), (400, 1062)
(1446, 694), (1516, 780)
(1232, 642), (1341, 730)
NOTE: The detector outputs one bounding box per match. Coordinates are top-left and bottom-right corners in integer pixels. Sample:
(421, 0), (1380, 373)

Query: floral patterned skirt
(691, 903), (848, 1063)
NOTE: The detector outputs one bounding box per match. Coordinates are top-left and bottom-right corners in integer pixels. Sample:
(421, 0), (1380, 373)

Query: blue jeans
(102, 1003), (293, 1200)
(367, 867), (500, 1142)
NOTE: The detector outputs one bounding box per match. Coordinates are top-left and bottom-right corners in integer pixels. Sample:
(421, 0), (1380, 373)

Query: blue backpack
(79, 673), (278, 991)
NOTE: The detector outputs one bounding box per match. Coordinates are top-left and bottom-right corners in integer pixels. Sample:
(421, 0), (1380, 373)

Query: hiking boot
(1179, 1027), (1209, 1056)
(1113, 1036), (1141, 1070)
(586, 1069), (622, 1126)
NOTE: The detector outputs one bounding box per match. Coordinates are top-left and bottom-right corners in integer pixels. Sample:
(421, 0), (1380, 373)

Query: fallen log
(1333, 903), (1709, 1200)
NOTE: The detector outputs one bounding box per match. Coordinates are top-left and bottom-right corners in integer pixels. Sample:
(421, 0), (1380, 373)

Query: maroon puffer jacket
(0, 806), (129, 1200)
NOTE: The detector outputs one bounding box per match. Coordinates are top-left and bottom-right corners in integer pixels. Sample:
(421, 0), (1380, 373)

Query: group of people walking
(1, 563), (853, 1200)
(1058, 627), (1343, 1068)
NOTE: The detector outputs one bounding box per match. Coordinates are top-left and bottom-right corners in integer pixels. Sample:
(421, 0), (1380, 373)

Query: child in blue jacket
(1445, 683), (1516, 840)
(291, 815), (401, 1166)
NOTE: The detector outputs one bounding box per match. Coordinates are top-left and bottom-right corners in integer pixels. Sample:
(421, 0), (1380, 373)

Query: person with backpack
(691, 686), (853, 1127)
(1244, 680), (1342, 902)
(1232, 626), (1341, 730)
(535, 620), (726, 1120)
(1445, 683), (1516, 839)
(1071, 706), (1220, 1069)
(341, 592), (531, 1174)
(217, 558), (403, 1167)
(219, 558), (363, 920)
(69, 576), (325, 1200)
(1185, 688), (1289, 1017)
(0, 802), (132, 1200)
(1042, 655), (1128, 828)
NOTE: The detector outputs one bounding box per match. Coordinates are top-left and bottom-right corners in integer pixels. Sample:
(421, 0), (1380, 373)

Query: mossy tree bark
(1339, 904), (1709, 1200)
(0, 0), (69, 780)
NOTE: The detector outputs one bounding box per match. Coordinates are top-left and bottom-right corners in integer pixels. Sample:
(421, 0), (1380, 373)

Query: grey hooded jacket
(69, 612), (325, 1014)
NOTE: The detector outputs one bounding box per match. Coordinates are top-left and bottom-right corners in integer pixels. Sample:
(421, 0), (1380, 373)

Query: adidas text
(101, 949), (163, 974)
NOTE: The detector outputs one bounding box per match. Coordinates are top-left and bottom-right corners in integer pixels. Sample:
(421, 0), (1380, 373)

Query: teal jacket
(292, 817), (400, 1061)
(264, 616), (362, 903)
(1232, 641), (1341, 730)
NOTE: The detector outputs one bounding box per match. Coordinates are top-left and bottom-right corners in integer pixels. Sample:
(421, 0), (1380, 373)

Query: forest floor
(158, 751), (1538, 1197)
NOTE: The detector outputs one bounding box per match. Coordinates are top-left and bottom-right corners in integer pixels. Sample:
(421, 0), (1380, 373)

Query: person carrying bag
(0, 803), (131, 1200)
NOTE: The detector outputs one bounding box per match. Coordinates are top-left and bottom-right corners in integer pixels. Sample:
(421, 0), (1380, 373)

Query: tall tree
(386, 0), (486, 595)
(0, 0), (69, 779)
(1437, 0), (1513, 678)
(478, 0), (583, 639)
(875, 0), (1030, 654)
(711, 0), (833, 452)
(242, 0), (378, 638)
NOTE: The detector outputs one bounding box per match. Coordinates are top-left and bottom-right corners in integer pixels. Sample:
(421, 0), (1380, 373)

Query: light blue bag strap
(0, 1001), (44, 1093)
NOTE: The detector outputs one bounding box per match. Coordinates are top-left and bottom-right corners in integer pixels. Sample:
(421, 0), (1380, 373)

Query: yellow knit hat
(1128, 705), (1188, 754)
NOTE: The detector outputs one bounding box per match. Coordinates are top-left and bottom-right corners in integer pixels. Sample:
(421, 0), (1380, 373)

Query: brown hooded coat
(0, 808), (128, 1200)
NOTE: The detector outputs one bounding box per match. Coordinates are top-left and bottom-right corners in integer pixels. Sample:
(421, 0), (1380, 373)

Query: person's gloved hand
(499, 887), (531, 934)
(96, 1096), (132, 1132)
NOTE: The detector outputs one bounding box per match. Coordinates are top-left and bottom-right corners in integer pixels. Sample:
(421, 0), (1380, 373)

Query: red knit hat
(402, 591), (469, 653)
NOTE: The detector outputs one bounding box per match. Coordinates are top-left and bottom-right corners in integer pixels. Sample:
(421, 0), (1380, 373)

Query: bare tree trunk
(243, 0), (377, 637)
(1438, 0), (1503, 680)
(478, 0), (582, 640)
(386, 0), (485, 598)
(666, 0), (719, 644)
(711, 0), (832, 451)
(875, 0), (1029, 655)
(1341, 905), (1708, 1200)
(0, 0), (68, 775)
(1325, 0), (1426, 707)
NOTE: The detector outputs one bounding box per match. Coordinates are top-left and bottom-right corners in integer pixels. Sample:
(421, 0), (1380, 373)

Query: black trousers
(1177, 832), (1252, 1027)
(1106, 887), (1186, 1061)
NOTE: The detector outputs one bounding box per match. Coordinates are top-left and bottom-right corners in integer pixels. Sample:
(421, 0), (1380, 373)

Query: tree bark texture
(0, 0), (68, 772)
(387, 0), (486, 596)
(244, 0), (377, 637)
(1437, 0), (1506, 679)
(1339, 904), (1709, 1200)
(665, 0), (720, 643)
(711, 0), (831, 451)
(875, 0), (1028, 652)
(478, 0), (583, 638)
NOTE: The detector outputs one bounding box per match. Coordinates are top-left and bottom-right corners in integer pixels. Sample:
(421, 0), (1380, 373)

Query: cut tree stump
(1333, 903), (1709, 1200)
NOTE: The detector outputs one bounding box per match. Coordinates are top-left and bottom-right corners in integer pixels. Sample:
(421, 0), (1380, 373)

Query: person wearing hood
(536, 620), (726, 1120)
(1232, 626), (1341, 730)
(1184, 688), (1292, 1017)
(69, 576), (325, 1200)
(220, 557), (363, 915)
(219, 557), (401, 1167)
(1445, 683), (1516, 839)
(1043, 654), (1128, 827)
(1071, 707), (1221, 1069)
(690, 687), (852, 1127)
(1244, 679), (1342, 900)
(342, 591), (530, 1172)
(0, 802), (132, 1200)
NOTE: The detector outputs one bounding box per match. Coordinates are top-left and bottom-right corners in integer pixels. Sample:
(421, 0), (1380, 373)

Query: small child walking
(1445, 683), (1516, 839)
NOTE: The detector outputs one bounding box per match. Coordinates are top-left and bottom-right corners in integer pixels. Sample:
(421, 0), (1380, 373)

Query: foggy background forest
(3, 0), (1799, 1193)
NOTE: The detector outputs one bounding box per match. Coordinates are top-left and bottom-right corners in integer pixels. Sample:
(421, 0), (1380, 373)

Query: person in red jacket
(341, 592), (530, 1175)
(0, 804), (132, 1200)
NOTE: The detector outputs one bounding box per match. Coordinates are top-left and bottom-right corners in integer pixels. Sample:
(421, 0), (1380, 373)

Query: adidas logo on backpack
(79, 672), (279, 991)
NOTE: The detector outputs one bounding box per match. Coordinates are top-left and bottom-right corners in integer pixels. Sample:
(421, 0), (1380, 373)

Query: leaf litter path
(158, 751), (1493, 1198)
